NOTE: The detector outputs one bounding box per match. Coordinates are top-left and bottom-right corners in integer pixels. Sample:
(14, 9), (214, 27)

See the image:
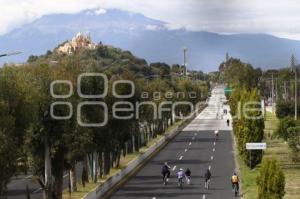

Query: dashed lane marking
(211, 156), (214, 160)
(179, 156), (183, 160)
(172, 166), (177, 171)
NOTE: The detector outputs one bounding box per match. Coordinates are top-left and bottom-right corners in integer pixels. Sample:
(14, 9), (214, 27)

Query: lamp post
(291, 54), (297, 120)
(0, 51), (22, 58)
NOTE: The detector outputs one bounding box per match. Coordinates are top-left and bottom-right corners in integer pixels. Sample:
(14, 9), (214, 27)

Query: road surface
(5, 164), (82, 199)
(109, 86), (237, 199)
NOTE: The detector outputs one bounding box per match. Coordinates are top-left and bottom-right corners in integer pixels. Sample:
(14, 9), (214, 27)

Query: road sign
(224, 87), (233, 93)
(246, 142), (266, 150)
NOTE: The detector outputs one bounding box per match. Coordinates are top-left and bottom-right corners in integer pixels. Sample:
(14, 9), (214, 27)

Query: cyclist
(204, 169), (211, 189)
(161, 162), (171, 184)
(231, 172), (240, 192)
(177, 168), (185, 187)
(185, 168), (191, 184)
(214, 130), (219, 141)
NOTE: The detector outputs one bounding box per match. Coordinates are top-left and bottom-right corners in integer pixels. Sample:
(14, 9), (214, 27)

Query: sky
(1, 0), (300, 40)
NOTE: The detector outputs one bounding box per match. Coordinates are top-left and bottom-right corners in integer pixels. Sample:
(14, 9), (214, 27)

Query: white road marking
(202, 195), (206, 199)
(33, 188), (42, 193)
(179, 156), (183, 160)
(153, 197), (156, 199)
(192, 137), (195, 140)
(189, 142), (192, 146)
(172, 166), (177, 171)
(213, 148), (215, 152)
(25, 175), (33, 179)
(209, 165), (211, 170)
(185, 148), (188, 152)
(211, 156), (214, 160)
(214, 142), (216, 146)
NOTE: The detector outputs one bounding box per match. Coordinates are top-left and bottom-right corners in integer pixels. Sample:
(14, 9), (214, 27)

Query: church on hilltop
(56, 32), (99, 54)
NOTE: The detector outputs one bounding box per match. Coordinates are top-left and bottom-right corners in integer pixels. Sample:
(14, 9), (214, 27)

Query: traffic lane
(205, 130), (236, 199)
(109, 129), (215, 199)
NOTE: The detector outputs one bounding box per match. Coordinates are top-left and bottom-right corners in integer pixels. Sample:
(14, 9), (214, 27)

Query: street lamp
(291, 54), (297, 120)
(0, 51), (22, 58)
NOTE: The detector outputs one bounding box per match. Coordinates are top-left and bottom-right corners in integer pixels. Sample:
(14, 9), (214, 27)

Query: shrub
(275, 117), (298, 141)
(257, 158), (285, 199)
(287, 127), (300, 162)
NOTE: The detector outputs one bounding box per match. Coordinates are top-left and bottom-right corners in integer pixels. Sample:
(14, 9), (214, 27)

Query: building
(56, 32), (98, 54)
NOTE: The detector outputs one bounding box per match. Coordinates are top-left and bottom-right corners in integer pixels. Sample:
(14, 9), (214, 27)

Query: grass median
(238, 111), (300, 199)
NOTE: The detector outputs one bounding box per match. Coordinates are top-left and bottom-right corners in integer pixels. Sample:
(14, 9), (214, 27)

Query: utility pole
(271, 72), (274, 113)
(183, 48), (187, 76)
(284, 81), (287, 101)
(291, 54), (297, 120)
(226, 52), (229, 63)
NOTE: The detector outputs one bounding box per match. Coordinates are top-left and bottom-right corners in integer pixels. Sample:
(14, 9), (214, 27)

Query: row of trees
(221, 57), (286, 198)
(230, 88), (265, 168)
(222, 58), (265, 168)
(0, 46), (209, 198)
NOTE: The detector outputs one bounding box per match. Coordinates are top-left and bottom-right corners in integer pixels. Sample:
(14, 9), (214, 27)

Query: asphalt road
(5, 163), (82, 199)
(109, 86), (237, 199)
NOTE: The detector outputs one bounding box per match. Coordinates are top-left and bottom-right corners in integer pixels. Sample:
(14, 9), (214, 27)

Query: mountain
(1, 8), (300, 71)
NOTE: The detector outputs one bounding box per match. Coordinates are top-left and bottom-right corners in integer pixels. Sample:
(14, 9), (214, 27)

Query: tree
(230, 88), (264, 168)
(257, 158), (285, 199)
(0, 101), (17, 195)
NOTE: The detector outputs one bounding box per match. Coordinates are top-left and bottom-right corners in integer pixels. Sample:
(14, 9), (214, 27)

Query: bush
(275, 117), (298, 141)
(287, 127), (300, 162)
(257, 158), (285, 199)
(276, 100), (300, 119)
(276, 100), (294, 118)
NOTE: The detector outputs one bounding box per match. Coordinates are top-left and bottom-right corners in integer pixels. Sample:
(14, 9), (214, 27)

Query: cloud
(94, 8), (107, 15)
(1, 0), (300, 39)
(145, 25), (158, 31)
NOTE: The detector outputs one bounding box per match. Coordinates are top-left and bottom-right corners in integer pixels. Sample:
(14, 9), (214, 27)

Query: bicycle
(233, 183), (239, 197)
(186, 176), (191, 185)
(204, 178), (210, 189)
(178, 177), (184, 189)
(162, 171), (170, 185)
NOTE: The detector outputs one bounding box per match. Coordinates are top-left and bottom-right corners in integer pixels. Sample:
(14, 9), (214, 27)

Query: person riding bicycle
(231, 172), (239, 192)
(214, 130), (219, 140)
(227, 119), (230, 126)
(204, 169), (211, 189)
(185, 168), (191, 184)
(161, 162), (171, 183)
(177, 168), (185, 183)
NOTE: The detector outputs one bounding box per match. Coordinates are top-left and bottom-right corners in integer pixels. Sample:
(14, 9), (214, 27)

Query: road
(5, 164), (82, 199)
(109, 86), (237, 199)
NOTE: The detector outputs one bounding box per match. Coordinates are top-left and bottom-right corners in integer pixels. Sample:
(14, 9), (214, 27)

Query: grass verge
(237, 111), (300, 199)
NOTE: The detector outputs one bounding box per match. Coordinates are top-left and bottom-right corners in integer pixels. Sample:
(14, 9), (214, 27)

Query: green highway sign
(224, 87), (233, 93)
